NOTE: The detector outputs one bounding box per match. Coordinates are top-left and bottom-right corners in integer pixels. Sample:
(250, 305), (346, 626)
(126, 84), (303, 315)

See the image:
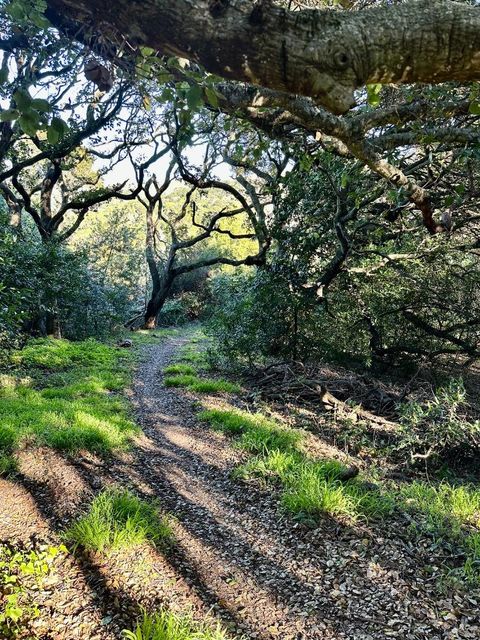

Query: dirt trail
(1, 331), (478, 639)
(115, 332), (479, 640)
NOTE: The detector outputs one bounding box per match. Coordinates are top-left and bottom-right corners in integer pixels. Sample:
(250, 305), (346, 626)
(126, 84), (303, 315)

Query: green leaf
(205, 86), (219, 108)
(366, 83), (382, 108)
(469, 100), (480, 115)
(6, 3), (26, 20)
(51, 116), (68, 134)
(186, 84), (203, 111)
(0, 109), (19, 122)
(18, 111), (40, 136)
(156, 72), (173, 84)
(31, 98), (51, 113)
(0, 68), (8, 84)
(47, 116), (69, 143)
(47, 124), (60, 144)
(142, 94), (151, 111)
(13, 88), (32, 111)
(31, 12), (50, 29)
(140, 46), (155, 57)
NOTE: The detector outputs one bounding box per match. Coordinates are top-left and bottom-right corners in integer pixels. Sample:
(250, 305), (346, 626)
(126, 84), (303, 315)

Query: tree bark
(143, 280), (173, 329)
(46, 0), (480, 114)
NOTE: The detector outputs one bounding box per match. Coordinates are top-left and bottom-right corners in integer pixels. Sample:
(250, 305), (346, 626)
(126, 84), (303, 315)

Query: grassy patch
(0, 338), (139, 459)
(0, 453), (17, 476)
(397, 480), (480, 583)
(128, 329), (178, 347)
(123, 609), (227, 640)
(163, 364), (197, 376)
(199, 409), (301, 452)
(280, 462), (392, 520)
(164, 375), (240, 394)
(399, 481), (480, 533)
(199, 408), (390, 522)
(176, 343), (210, 369)
(11, 338), (118, 370)
(64, 488), (173, 554)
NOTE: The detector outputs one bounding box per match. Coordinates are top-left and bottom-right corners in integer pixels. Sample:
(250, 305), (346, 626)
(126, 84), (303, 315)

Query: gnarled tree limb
(45, 0), (480, 114)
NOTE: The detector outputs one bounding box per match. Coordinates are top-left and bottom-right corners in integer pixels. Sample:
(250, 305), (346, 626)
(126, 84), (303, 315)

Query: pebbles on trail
(1, 331), (479, 639)
(120, 334), (480, 640)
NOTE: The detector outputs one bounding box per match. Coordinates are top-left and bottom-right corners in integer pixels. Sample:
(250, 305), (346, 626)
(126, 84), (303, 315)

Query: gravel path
(1, 331), (478, 639)
(116, 331), (480, 640)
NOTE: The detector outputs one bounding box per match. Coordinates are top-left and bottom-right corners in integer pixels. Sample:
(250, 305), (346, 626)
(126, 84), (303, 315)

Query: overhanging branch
(45, 0), (480, 114)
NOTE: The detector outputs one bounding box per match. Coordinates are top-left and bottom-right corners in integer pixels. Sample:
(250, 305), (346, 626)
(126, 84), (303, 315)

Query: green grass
(397, 480), (480, 583)
(0, 453), (17, 476)
(399, 481), (480, 533)
(64, 488), (173, 553)
(128, 329), (178, 347)
(176, 343), (210, 369)
(163, 374), (198, 388)
(0, 338), (139, 459)
(164, 375), (240, 394)
(199, 408), (390, 522)
(11, 337), (119, 369)
(123, 610), (227, 640)
(280, 462), (393, 520)
(163, 364), (197, 376)
(199, 409), (301, 453)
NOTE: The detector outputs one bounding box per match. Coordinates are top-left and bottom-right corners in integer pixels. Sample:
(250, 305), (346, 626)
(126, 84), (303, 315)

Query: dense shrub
(157, 292), (205, 326)
(0, 213), (135, 353)
(398, 379), (480, 463)
(206, 271), (328, 366)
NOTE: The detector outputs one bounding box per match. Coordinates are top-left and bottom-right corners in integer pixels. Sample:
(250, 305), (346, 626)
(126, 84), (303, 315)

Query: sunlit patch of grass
(198, 407), (294, 440)
(11, 338), (119, 370)
(234, 449), (302, 481)
(123, 609), (227, 640)
(236, 449), (341, 482)
(0, 338), (139, 459)
(198, 409), (301, 452)
(0, 383), (138, 455)
(199, 408), (389, 521)
(128, 329), (178, 347)
(164, 376), (240, 394)
(64, 488), (173, 554)
(281, 463), (393, 520)
(163, 364), (197, 376)
(164, 374), (199, 388)
(399, 481), (480, 533)
(397, 480), (480, 583)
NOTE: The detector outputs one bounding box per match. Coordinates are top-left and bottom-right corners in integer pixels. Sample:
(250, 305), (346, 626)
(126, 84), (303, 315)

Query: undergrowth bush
(0, 544), (66, 638)
(398, 379), (480, 463)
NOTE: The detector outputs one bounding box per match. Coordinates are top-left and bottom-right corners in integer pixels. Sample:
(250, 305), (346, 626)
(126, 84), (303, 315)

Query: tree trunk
(46, 299), (62, 339)
(143, 280), (173, 329)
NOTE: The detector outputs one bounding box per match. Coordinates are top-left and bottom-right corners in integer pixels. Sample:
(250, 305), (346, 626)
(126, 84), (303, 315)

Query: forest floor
(1, 327), (479, 639)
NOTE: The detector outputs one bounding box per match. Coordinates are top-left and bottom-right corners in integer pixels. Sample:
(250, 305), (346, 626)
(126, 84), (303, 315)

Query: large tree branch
(45, 0), (480, 114)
